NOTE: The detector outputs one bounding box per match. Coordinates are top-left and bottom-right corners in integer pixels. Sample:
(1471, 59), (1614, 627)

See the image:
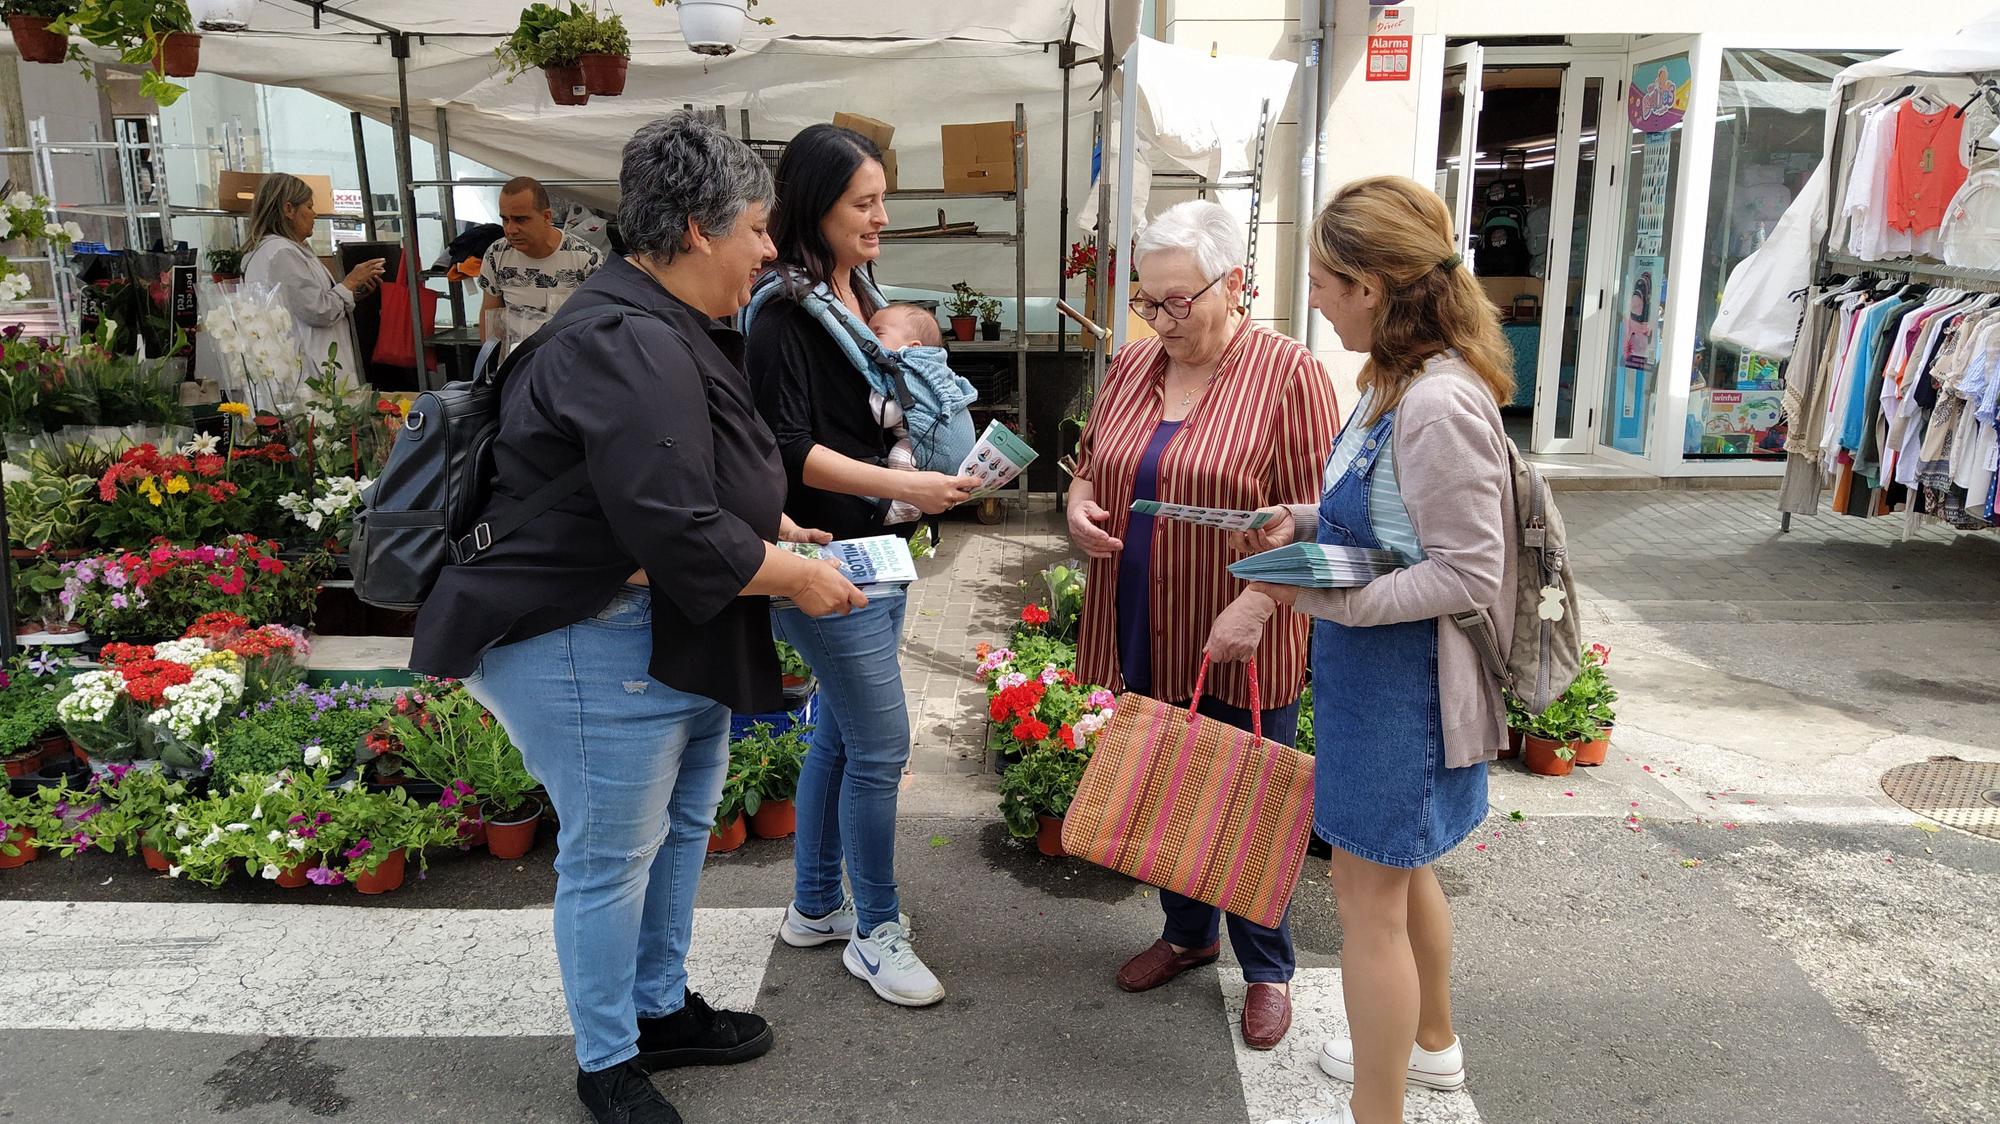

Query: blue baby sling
(741, 269), (979, 474)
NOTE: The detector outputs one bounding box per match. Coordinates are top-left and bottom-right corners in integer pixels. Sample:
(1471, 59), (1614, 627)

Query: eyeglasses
(1129, 273), (1227, 322)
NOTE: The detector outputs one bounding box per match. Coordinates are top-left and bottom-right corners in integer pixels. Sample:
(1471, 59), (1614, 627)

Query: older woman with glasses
(1066, 200), (1340, 1050)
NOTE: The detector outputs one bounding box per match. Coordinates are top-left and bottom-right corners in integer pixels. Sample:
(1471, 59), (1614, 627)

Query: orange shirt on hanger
(1887, 101), (1968, 235)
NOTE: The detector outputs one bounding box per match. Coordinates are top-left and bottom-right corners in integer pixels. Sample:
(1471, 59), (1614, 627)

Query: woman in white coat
(239, 173), (385, 389)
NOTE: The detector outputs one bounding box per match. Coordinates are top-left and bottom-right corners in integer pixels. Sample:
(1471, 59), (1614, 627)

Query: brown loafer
(1115, 938), (1221, 993)
(1241, 982), (1292, 1049)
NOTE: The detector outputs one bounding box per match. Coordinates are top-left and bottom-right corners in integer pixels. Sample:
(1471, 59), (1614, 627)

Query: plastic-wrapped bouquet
(56, 640), (246, 770)
(201, 285), (305, 407)
(277, 474), (371, 551)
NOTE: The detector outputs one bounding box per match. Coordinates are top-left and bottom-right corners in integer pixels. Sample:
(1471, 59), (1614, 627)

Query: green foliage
(98, 765), (187, 854)
(1, 2), (81, 18)
(494, 2), (609, 74)
(729, 721), (809, 816)
(945, 281), (983, 319)
(204, 245), (243, 277)
(329, 782), (462, 877)
(0, 660), (66, 754)
(1034, 560), (1085, 644)
(575, 4), (629, 55)
(978, 297), (1003, 324)
(1505, 644), (1614, 745)
(998, 749), (1089, 838)
(378, 683), (534, 818)
(0, 786), (59, 857)
(6, 469), (100, 551)
(209, 683), (385, 795)
(774, 639), (810, 683)
(1007, 632), (1076, 675)
(80, 350), (189, 429)
(1295, 683), (1315, 756)
(54, 0), (195, 106)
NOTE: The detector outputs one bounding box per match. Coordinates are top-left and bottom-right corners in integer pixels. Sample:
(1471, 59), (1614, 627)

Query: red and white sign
(1366, 6), (1412, 82)
(332, 189), (365, 216)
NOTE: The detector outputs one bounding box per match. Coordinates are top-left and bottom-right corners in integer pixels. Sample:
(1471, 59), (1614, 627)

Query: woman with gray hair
(1066, 199), (1340, 1050)
(238, 172), (384, 385)
(412, 111), (865, 1124)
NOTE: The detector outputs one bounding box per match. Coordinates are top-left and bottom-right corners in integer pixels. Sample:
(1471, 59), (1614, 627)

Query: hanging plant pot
(1521, 735), (1575, 777)
(749, 798), (795, 840)
(1035, 815), (1067, 858)
(0, 828), (38, 869)
(578, 53), (629, 97)
(484, 798), (543, 860)
(678, 0), (749, 57)
(950, 315), (976, 342)
(707, 813), (747, 853)
(1571, 727), (1611, 767)
(189, 0), (256, 32)
(274, 862), (312, 888)
(152, 32), (202, 78)
(543, 64), (590, 106)
(7, 16), (67, 64)
(353, 848), (407, 894)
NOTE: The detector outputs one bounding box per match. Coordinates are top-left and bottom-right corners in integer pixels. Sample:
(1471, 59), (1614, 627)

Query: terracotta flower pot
(749, 799), (795, 840)
(1501, 727), (1523, 761)
(141, 845), (172, 872)
(544, 64), (590, 106)
(353, 848), (407, 894)
(0, 828), (38, 870)
(2, 752), (35, 779)
(707, 813), (747, 853)
(1035, 814), (1066, 858)
(484, 799), (542, 861)
(1521, 735), (1575, 777)
(152, 32), (201, 78)
(8, 16), (68, 64)
(579, 53), (628, 96)
(1571, 728), (1611, 767)
(950, 315), (976, 342)
(275, 862), (311, 888)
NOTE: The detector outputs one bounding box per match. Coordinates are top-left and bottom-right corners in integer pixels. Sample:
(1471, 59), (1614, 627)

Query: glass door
(1434, 45), (1484, 262)
(1531, 59), (1626, 454)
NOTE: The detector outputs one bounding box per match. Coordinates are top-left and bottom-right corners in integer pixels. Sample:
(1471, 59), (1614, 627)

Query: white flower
(250, 803), (263, 821)
(58, 671), (124, 726)
(266, 830), (282, 843)
(165, 803), (181, 815)
(224, 822), (250, 833)
(59, 221), (83, 243)
(152, 638), (212, 666)
(0, 212), (12, 240)
(287, 835), (309, 852)
(174, 823), (190, 839)
(303, 744), (325, 768)
(201, 825), (224, 846)
(340, 779), (358, 793)
(167, 864), (182, 878)
(179, 433), (221, 456)
(5, 191), (32, 210)
(260, 863), (280, 880)
(262, 777), (285, 796)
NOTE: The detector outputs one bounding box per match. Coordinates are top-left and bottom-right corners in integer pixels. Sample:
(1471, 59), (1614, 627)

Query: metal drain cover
(1880, 759), (2000, 841)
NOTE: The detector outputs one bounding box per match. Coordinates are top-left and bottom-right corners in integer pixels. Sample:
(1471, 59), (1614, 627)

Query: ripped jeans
(464, 584), (730, 1072)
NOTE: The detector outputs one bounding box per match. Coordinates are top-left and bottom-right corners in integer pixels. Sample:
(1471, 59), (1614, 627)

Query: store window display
(1690, 49), (1881, 458)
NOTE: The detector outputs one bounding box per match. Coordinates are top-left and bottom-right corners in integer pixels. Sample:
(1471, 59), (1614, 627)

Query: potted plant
(0, 653), (69, 776)
(1518, 698), (1589, 777)
(0, 787), (56, 868)
(774, 638), (813, 704)
(1502, 691), (1527, 760)
(1568, 643), (1617, 767)
(708, 769), (749, 853)
(380, 682), (537, 858)
(56, 0), (200, 104)
(999, 748), (1089, 858)
(99, 765), (187, 870)
(332, 785), (462, 894)
(4, 1), (75, 63)
(494, 3), (591, 106)
(573, 4), (630, 97)
(204, 244), (242, 283)
(8, 470), (100, 557)
(208, 680), (381, 796)
(659, 0), (773, 58)
(733, 721), (807, 840)
(978, 297), (1003, 342)
(945, 282), (982, 343)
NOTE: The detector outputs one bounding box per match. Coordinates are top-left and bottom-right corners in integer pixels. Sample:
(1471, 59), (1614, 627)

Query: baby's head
(870, 303), (943, 351)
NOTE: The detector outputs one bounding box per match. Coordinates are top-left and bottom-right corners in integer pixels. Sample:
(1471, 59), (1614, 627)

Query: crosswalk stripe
(0, 901), (784, 1038)
(1222, 969), (1484, 1124)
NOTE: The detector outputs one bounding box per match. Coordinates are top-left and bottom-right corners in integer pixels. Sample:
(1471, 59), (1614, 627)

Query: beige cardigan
(1284, 355), (1517, 768)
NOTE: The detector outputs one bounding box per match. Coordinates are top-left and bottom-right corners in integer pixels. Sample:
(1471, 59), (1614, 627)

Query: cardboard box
(832, 112), (895, 150)
(878, 149), (898, 193)
(942, 121), (1023, 194)
(218, 171), (337, 215)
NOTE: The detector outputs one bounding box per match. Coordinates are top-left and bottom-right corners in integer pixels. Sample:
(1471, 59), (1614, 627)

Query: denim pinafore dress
(1309, 409), (1488, 869)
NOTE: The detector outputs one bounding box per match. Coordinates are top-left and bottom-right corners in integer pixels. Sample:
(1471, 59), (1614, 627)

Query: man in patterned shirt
(478, 176), (605, 351)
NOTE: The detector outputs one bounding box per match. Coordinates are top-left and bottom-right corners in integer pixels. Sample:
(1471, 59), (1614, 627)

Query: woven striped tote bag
(1060, 659), (1315, 929)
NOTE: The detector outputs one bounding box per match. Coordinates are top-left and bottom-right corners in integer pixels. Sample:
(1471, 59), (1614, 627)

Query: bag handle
(1185, 655), (1262, 740)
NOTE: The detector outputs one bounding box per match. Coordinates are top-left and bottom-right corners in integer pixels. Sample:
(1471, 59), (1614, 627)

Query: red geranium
(184, 611), (249, 640)
(1012, 717), (1050, 743)
(1020, 604), (1051, 627)
(1058, 724), (1077, 750)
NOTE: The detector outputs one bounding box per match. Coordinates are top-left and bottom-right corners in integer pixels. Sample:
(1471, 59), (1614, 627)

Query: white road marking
(1222, 968), (1484, 1124)
(0, 901), (783, 1037)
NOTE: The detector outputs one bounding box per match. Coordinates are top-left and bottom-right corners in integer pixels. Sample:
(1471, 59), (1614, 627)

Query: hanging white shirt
(1938, 168), (2000, 269)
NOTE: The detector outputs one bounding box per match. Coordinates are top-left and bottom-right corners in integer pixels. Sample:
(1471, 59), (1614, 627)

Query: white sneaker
(780, 898), (910, 948)
(1263, 1107), (1355, 1124)
(1318, 1034), (1466, 1091)
(843, 921), (945, 1007)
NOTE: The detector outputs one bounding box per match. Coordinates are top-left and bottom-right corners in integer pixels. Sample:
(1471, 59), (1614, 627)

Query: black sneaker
(635, 988), (775, 1070)
(576, 1059), (682, 1124)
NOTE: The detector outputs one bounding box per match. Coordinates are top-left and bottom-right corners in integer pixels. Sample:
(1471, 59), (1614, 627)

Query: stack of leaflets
(959, 420), (1038, 498)
(1227, 543), (1403, 589)
(1129, 499), (1280, 533)
(775, 535), (919, 607)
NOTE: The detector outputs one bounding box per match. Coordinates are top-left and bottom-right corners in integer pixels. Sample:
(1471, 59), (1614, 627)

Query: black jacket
(410, 256), (786, 715)
(743, 290), (898, 541)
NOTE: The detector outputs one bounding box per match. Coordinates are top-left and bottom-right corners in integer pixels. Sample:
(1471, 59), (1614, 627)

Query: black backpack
(350, 302), (635, 611)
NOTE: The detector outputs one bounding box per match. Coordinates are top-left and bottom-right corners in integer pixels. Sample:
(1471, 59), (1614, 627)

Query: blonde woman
(239, 173), (384, 386)
(1251, 176), (1518, 1124)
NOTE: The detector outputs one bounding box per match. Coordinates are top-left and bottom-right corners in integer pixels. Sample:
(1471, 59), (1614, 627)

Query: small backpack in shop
(1449, 440), (1583, 713)
(350, 301), (638, 611)
(1476, 204), (1532, 276)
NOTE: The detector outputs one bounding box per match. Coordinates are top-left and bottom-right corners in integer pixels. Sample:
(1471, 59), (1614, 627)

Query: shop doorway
(1434, 48), (1627, 456)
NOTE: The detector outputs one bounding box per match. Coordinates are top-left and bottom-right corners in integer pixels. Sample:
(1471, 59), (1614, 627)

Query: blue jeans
(464, 585), (730, 1073)
(773, 588), (910, 933)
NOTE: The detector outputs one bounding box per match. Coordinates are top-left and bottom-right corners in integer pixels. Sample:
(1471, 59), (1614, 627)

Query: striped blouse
(1321, 391), (1425, 564)
(1073, 319), (1341, 710)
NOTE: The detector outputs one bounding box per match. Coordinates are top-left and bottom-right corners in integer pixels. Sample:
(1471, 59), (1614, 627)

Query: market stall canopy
(1712, 14), (2000, 357)
(108, 0), (1143, 296)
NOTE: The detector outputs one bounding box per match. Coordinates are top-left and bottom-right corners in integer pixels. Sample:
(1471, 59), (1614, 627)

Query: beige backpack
(1450, 440), (1582, 713)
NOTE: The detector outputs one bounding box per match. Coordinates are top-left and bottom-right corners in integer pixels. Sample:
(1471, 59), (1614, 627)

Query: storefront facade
(1269, 0), (2000, 478)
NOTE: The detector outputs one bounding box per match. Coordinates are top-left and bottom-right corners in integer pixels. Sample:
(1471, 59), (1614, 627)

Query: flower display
(58, 536), (321, 642)
(57, 638), (246, 770)
(277, 475), (371, 551)
(95, 443), (242, 544)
